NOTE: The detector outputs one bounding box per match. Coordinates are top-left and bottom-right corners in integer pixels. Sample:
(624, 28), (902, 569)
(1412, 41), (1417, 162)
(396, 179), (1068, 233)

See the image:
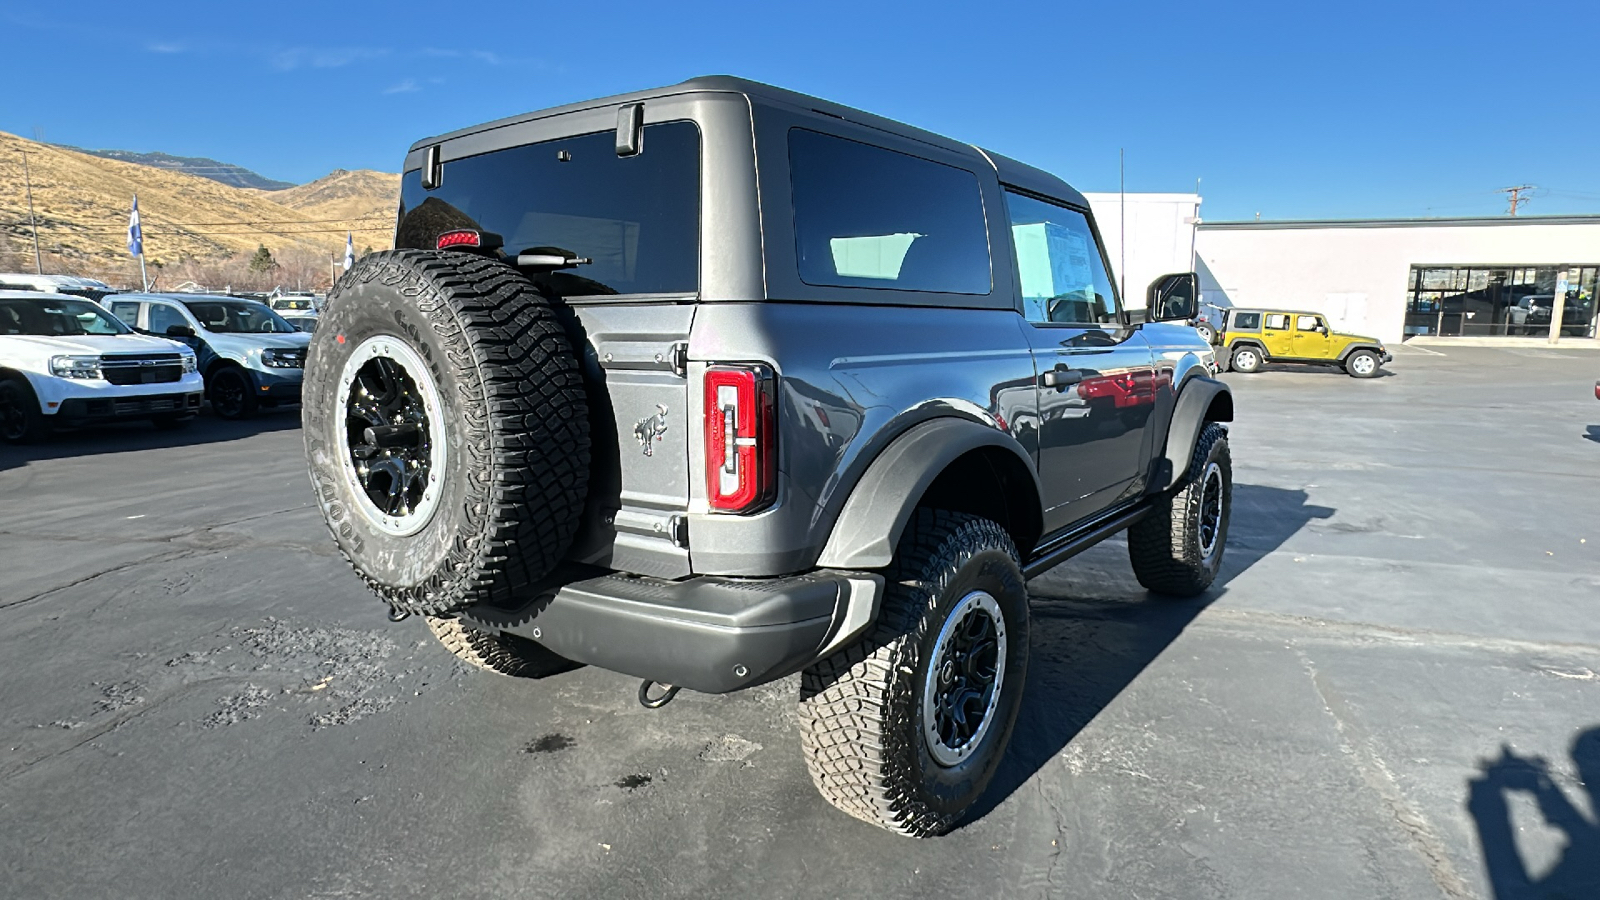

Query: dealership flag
(127, 195), (143, 257)
(343, 232), (355, 271)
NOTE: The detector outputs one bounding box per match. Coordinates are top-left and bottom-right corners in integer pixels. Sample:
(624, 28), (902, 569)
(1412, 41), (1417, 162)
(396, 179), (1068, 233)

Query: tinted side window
(1005, 191), (1120, 325)
(1232, 312), (1261, 330)
(788, 129), (991, 294)
(397, 122), (701, 298)
(148, 304), (187, 334)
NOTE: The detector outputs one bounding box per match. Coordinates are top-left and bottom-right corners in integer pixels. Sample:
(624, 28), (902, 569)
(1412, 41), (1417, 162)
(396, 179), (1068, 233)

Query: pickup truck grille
(101, 354), (184, 386)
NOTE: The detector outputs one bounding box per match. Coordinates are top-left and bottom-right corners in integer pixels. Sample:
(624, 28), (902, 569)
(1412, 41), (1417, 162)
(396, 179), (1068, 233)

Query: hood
(1, 333), (192, 356)
(203, 330), (312, 351)
(1335, 332), (1383, 345)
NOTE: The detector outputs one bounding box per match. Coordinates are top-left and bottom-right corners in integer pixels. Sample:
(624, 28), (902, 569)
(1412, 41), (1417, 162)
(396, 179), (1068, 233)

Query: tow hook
(387, 606), (411, 623)
(638, 680), (680, 709)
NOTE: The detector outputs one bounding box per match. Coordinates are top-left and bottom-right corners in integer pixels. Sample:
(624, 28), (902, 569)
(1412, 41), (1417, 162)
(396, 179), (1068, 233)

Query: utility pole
(1499, 185), (1535, 216)
(20, 150), (42, 274)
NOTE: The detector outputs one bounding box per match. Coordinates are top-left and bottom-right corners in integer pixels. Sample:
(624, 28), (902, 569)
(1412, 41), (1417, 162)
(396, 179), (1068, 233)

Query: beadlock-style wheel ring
(335, 335), (447, 537)
(1198, 460), (1224, 561)
(922, 590), (1008, 768)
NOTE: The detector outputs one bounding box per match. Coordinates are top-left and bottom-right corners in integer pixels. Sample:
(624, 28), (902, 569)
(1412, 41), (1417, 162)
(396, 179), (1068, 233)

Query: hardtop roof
(407, 76), (1088, 209)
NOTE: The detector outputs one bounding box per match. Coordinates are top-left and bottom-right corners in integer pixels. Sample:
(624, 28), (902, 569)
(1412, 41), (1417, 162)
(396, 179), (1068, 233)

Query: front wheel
(1345, 349), (1381, 378)
(0, 376), (46, 444)
(208, 367), (258, 419)
(1229, 346), (1262, 374)
(1128, 422), (1232, 597)
(797, 510), (1029, 837)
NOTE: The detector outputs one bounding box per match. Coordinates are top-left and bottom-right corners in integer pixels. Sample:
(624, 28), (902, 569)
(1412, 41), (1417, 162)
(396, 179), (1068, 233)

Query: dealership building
(1090, 195), (1600, 344)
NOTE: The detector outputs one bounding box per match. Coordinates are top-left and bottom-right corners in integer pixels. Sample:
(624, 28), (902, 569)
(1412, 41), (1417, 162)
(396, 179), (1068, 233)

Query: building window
(1404, 265), (1598, 337)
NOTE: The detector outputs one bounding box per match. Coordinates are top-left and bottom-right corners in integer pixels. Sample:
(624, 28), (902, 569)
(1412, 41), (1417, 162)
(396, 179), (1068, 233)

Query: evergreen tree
(248, 245), (275, 273)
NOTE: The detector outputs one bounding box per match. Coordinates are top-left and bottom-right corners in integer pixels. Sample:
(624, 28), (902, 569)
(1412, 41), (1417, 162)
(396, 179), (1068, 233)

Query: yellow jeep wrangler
(1214, 308), (1391, 378)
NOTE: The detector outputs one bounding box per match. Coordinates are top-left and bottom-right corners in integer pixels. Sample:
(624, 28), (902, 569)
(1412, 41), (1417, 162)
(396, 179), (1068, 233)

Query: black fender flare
(1227, 339), (1268, 361)
(1337, 343), (1384, 362)
(816, 417), (1042, 570)
(1157, 376), (1233, 491)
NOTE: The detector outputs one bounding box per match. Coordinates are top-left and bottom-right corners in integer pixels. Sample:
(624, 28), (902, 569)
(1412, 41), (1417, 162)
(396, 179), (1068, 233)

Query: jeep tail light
(436, 229), (480, 250)
(704, 365), (776, 513)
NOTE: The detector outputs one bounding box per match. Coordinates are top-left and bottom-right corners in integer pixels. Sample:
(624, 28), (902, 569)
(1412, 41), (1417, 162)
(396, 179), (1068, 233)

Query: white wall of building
(1084, 193), (1200, 311)
(1195, 218), (1600, 343)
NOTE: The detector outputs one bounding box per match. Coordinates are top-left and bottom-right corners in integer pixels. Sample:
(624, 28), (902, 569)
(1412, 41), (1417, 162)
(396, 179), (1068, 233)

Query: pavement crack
(0, 548), (204, 611)
(1296, 649), (1478, 900)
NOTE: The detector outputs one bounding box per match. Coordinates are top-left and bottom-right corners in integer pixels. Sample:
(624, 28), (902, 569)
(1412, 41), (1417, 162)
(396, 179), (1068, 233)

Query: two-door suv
(302, 77), (1235, 836)
(1212, 307), (1391, 377)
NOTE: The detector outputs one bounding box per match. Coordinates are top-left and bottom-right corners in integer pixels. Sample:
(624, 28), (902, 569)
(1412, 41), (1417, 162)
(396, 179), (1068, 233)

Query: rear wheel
(208, 367), (257, 419)
(0, 376), (46, 444)
(1229, 346), (1262, 374)
(302, 250), (590, 617)
(1345, 349), (1380, 378)
(797, 510), (1029, 837)
(1128, 422), (1232, 597)
(1195, 324), (1215, 344)
(425, 616), (578, 678)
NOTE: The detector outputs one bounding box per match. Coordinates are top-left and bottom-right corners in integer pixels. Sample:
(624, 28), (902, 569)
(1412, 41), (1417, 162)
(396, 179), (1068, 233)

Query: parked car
(280, 313), (319, 333)
(1213, 307), (1390, 377)
(301, 76), (1234, 837)
(0, 273), (119, 304)
(0, 291), (202, 442)
(105, 293), (309, 419)
(1511, 295), (1594, 337)
(269, 294), (320, 314)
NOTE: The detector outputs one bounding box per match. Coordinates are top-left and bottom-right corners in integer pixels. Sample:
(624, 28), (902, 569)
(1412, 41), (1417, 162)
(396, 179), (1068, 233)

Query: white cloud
(146, 42), (184, 54)
(271, 46), (391, 72)
(383, 79), (420, 95)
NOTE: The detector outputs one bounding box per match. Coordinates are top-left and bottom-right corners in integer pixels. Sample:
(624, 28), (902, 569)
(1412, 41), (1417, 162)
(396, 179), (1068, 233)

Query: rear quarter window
(787, 129), (991, 295)
(1232, 312), (1261, 330)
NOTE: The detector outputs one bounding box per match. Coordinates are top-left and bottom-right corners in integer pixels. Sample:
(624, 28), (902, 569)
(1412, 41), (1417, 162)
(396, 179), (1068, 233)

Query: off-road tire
(0, 376), (46, 444)
(1195, 324), (1214, 344)
(797, 510), (1030, 837)
(207, 366), (258, 419)
(303, 249), (590, 617)
(425, 616), (578, 678)
(1229, 345), (1262, 374)
(1128, 422), (1232, 597)
(1345, 349), (1381, 378)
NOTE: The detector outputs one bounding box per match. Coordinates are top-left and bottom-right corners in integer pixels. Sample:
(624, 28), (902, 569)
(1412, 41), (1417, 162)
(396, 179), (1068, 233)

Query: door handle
(1041, 368), (1084, 388)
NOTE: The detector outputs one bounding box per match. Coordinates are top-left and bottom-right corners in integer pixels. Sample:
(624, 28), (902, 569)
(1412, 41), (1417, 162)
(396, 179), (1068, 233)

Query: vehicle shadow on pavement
(1584, 425), (1599, 444)
(1467, 726), (1600, 900)
(964, 484), (1334, 826)
(0, 408), (302, 473)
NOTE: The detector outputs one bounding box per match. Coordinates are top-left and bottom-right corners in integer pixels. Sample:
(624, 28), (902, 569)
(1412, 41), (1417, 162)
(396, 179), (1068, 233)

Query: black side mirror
(1147, 272), (1199, 322)
(166, 325), (196, 338)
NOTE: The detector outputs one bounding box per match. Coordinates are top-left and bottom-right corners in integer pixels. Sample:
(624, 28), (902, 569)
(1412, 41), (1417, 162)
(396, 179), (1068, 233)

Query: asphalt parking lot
(2, 345), (1597, 900)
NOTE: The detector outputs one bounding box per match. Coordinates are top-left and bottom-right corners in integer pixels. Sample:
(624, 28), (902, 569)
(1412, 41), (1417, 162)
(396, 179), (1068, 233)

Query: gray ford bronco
(302, 77), (1234, 837)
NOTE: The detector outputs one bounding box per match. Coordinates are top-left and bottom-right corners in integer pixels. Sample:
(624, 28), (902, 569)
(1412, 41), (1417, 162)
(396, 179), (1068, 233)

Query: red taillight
(436, 229), (480, 250)
(705, 365), (776, 513)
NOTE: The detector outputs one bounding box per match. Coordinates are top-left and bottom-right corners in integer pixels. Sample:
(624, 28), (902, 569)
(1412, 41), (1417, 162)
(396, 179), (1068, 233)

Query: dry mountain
(0, 131), (396, 273)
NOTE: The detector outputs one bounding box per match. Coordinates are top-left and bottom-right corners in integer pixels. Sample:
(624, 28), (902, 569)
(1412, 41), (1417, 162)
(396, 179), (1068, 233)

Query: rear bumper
(459, 570), (883, 694)
(57, 392), (203, 422)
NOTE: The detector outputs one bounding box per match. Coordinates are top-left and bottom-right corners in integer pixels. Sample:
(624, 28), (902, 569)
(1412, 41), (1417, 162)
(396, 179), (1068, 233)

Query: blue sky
(6, 0), (1598, 221)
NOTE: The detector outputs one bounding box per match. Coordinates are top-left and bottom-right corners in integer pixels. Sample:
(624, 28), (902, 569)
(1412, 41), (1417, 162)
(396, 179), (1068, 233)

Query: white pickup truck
(0, 291), (203, 443)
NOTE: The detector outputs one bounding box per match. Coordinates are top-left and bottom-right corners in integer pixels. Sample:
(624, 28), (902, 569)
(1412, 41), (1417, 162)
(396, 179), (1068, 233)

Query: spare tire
(303, 250), (590, 616)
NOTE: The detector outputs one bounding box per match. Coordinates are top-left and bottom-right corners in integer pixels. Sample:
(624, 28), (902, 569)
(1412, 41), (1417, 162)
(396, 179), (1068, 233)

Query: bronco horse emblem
(634, 404), (668, 456)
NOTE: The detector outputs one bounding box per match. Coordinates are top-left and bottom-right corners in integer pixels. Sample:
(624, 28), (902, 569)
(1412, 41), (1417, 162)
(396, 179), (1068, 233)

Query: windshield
(0, 296), (131, 336)
(181, 299), (298, 334)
